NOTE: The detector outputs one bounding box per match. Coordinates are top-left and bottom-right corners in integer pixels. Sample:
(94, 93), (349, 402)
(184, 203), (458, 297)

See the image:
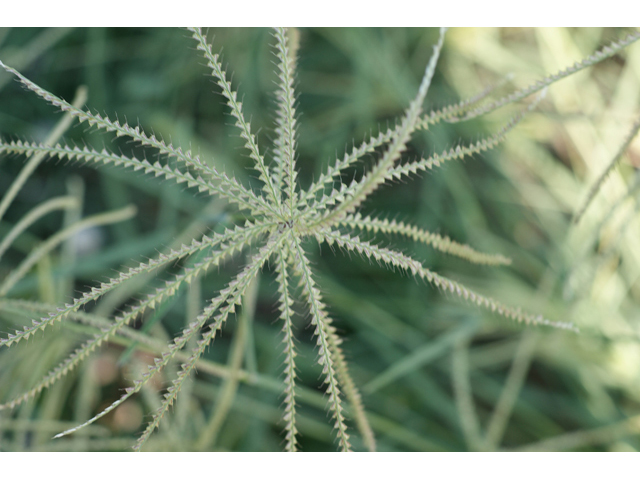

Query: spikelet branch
(307, 28), (446, 230)
(340, 213), (511, 266)
(298, 125), (400, 210)
(317, 229), (577, 332)
(274, 246), (299, 451)
(300, 74), (514, 210)
(287, 234), (351, 452)
(0, 60), (252, 195)
(416, 73), (515, 131)
(0, 220), (273, 349)
(325, 327), (376, 452)
(302, 86), (544, 230)
(272, 27), (300, 216)
(133, 232), (284, 451)
(53, 232), (282, 443)
(300, 75), (539, 220)
(0, 226), (268, 412)
(187, 27), (283, 215)
(388, 93), (544, 181)
(0, 298), (177, 354)
(0, 139), (278, 218)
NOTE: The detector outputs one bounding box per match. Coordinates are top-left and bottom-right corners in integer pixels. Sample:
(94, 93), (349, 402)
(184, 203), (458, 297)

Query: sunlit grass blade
(446, 30), (640, 123)
(574, 112), (640, 223)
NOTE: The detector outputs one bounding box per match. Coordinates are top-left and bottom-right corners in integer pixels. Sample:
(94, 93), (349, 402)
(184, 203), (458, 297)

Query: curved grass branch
(0, 228), (263, 412)
(416, 73), (515, 131)
(0, 196), (78, 262)
(0, 60), (277, 218)
(132, 233), (284, 451)
(326, 327), (376, 452)
(0, 140), (276, 218)
(317, 229), (577, 331)
(0, 204), (136, 297)
(574, 112), (640, 223)
(300, 73), (514, 209)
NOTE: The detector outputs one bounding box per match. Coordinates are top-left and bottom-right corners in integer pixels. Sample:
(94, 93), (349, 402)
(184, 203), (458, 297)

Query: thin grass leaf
(0, 86), (86, 223)
(0, 196), (78, 262)
(452, 337), (485, 451)
(364, 320), (479, 394)
(0, 205), (136, 297)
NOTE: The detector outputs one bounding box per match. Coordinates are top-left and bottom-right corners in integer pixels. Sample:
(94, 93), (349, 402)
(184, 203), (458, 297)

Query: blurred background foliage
(1, 27), (640, 451)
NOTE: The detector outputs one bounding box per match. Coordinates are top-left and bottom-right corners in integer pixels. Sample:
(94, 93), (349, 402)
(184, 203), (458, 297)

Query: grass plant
(0, 27), (639, 452)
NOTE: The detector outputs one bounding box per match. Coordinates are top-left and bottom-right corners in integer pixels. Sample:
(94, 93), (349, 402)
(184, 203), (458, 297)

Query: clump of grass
(0, 27), (638, 452)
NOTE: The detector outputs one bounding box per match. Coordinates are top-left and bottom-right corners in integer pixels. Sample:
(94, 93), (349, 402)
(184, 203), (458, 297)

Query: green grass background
(1, 27), (639, 451)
